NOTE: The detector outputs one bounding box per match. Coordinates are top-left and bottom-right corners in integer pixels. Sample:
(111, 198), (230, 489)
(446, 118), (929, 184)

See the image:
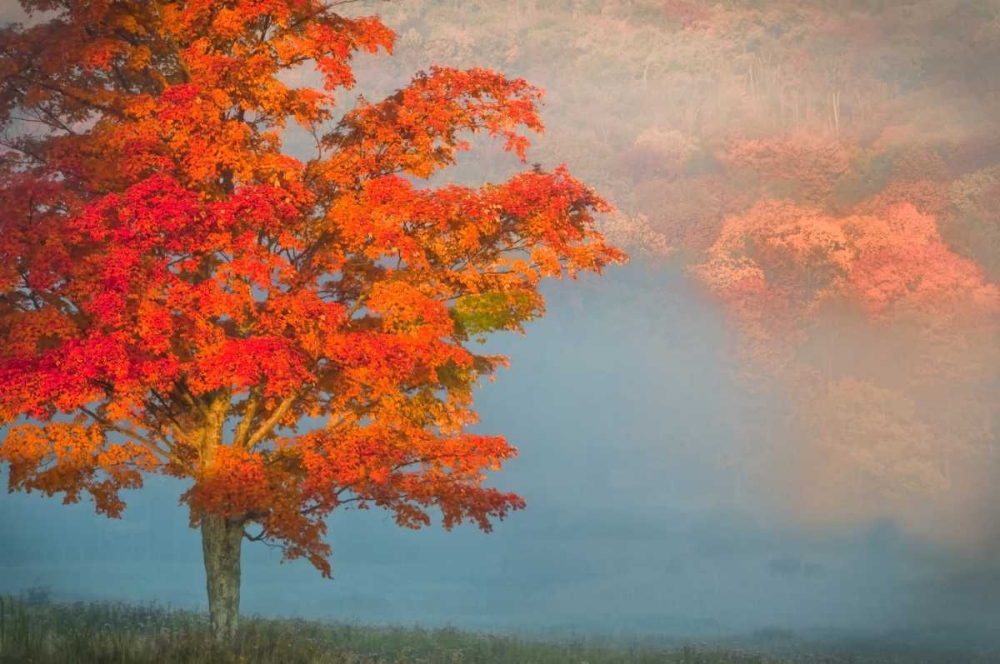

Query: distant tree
(0, 0), (625, 641)
(694, 199), (1000, 365)
(715, 135), (851, 204)
(694, 197), (1000, 524)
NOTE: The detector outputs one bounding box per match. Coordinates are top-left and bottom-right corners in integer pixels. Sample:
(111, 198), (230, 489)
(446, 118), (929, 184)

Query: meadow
(0, 594), (993, 663)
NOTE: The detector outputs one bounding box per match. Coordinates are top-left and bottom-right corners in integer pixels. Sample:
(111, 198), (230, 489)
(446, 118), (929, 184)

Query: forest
(349, 0), (1000, 544)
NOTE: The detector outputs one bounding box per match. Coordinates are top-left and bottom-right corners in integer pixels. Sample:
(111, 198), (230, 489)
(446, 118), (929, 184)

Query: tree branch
(300, 495), (362, 516)
(244, 392), (299, 449)
(79, 406), (185, 470)
(233, 388), (262, 448)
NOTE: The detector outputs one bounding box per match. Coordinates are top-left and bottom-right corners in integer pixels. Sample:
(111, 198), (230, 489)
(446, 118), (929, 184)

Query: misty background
(3, 0), (1000, 649)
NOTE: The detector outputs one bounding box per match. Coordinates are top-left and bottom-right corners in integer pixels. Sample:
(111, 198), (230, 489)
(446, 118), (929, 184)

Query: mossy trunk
(201, 513), (243, 643)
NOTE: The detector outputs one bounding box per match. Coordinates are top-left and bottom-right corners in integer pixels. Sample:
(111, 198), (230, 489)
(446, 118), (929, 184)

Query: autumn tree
(694, 196), (1000, 529)
(0, 0), (625, 641)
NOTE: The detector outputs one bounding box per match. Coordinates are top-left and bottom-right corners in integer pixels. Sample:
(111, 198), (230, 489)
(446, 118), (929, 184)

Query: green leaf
(450, 291), (538, 337)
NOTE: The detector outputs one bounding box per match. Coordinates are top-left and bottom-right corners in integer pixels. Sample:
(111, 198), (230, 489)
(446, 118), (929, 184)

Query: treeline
(347, 0), (1000, 541)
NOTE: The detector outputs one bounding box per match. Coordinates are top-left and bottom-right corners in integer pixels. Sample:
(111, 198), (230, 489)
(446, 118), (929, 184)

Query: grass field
(0, 595), (994, 663)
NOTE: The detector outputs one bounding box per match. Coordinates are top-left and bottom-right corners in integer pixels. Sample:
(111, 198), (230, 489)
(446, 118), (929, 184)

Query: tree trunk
(201, 513), (243, 643)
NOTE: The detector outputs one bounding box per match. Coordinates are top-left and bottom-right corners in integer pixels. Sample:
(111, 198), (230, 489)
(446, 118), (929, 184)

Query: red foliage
(662, 0), (712, 29)
(694, 199), (1000, 369)
(716, 134), (851, 204)
(0, 0), (624, 575)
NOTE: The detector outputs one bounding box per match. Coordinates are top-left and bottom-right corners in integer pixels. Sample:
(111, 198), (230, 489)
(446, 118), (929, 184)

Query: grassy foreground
(0, 596), (989, 663)
(0, 597), (755, 664)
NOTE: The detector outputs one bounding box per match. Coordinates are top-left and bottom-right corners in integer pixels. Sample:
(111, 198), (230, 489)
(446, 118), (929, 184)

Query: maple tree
(0, 0), (625, 641)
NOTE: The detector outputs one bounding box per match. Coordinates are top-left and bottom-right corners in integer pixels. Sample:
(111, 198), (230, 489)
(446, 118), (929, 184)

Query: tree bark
(201, 513), (243, 643)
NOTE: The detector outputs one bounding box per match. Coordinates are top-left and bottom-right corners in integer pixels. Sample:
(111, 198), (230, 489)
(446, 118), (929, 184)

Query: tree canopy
(0, 0), (625, 577)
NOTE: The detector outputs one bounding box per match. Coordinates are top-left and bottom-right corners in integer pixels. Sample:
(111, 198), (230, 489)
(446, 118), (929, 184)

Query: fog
(8, 268), (996, 641)
(4, 0), (1000, 655)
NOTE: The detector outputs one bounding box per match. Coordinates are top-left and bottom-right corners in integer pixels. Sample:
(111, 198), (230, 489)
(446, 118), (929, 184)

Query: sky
(3, 0), (1000, 651)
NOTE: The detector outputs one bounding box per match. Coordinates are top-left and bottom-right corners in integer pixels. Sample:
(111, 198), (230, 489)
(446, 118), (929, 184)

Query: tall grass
(0, 597), (991, 663)
(0, 596), (790, 663)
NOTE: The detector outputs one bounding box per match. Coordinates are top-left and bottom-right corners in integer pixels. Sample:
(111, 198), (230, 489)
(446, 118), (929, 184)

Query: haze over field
(3, 0), (1000, 652)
